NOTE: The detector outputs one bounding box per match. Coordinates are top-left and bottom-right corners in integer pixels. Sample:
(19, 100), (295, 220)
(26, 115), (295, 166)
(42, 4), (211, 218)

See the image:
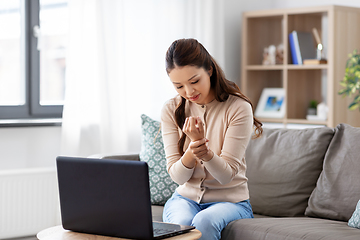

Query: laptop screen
(57, 156), (154, 239)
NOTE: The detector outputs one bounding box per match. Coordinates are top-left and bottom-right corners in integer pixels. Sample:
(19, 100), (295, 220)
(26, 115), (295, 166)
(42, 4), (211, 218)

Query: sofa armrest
(89, 153), (140, 161)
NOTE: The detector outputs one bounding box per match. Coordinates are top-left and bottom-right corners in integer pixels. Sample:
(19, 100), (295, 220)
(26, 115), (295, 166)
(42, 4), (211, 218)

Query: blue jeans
(162, 191), (254, 240)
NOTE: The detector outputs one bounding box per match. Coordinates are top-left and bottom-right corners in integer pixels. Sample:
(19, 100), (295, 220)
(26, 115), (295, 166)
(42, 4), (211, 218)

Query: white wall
(0, 126), (61, 170)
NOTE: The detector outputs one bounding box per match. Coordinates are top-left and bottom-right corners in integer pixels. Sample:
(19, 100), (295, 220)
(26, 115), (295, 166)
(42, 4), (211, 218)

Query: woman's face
(169, 65), (214, 105)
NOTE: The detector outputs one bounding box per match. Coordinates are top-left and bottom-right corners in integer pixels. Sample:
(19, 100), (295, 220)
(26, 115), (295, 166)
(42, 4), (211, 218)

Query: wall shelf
(241, 5), (360, 128)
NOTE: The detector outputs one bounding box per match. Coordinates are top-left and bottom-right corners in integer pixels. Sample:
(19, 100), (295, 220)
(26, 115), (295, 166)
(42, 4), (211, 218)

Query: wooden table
(37, 225), (202, 240)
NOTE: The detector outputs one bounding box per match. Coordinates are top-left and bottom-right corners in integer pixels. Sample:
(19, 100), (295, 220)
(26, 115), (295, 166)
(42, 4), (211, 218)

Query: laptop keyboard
(152, 221), (195, 239)
(153, 228), (177, 235)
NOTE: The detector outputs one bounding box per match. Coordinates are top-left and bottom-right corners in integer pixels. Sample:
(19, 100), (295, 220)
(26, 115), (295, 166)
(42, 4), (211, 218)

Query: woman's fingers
(183, 116), (205, 141)
(191, 138), (207, 147)
(196, 117), (204, 133)
(182, 117), (189, 132)
(189, 138), (209, 159)
(189, 117), (197, 131)
(194, 148), (208, 158)
(184, 117), (199, 132)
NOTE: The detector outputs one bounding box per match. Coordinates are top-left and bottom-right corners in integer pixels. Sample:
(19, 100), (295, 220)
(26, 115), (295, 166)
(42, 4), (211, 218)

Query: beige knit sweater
(161, 94), (253, 203)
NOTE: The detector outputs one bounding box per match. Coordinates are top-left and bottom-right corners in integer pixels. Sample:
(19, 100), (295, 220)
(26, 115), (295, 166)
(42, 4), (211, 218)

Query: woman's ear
(208, 66), (213, 77)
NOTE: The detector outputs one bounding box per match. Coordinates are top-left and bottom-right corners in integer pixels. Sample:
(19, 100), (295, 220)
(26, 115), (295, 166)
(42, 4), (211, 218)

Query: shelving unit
(241, 5), (360, 128)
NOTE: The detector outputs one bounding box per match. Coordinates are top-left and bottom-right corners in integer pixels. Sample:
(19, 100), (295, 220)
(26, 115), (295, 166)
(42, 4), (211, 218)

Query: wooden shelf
(258, 118), (327, 126)
(257, 118), (285, 123)
(246, 65), (284, 70)
(241, 5), (360, 128)
(246, 64), (328, 70)
(287, 119), (328, 125)
(286, 64), (328, 70)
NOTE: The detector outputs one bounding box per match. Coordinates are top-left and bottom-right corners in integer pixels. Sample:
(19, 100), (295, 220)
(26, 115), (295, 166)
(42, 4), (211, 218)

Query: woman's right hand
(182, 116), (205, 141)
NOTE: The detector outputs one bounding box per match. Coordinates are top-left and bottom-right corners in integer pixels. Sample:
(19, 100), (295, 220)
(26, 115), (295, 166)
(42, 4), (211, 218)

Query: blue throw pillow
(348, 200), (360, 229)
(139, 114), (178, 205)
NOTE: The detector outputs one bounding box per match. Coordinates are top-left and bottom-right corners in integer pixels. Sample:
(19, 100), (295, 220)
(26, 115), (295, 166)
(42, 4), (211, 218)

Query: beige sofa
(97, 123), (360, 239)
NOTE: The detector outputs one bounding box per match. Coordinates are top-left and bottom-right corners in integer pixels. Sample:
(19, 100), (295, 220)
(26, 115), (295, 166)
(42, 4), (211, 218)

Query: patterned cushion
(348, 200), (360, 229)
(139, 114), (178, 205)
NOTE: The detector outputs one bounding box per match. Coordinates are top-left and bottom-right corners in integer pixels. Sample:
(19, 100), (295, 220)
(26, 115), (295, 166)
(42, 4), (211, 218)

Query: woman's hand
(182, 116), (205, 141)
(182, 117), (214, 162)
(189, 138), (208, 160)
(188, 138), (214, 161)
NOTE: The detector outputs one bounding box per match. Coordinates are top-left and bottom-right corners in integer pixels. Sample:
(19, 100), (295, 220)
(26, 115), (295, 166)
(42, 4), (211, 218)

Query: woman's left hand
(188, 138), (213, 161)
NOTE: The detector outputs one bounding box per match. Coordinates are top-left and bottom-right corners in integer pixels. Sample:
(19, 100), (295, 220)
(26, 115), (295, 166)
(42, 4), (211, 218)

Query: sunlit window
(39, 0), (67, 106)
(0, 0), (24, 106)
(0, 0), (67, 120)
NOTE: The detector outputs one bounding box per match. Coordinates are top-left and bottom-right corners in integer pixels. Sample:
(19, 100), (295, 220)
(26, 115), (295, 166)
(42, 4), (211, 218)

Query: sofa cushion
(245, 127), (334, 217)
(140, 114), (178, 205)
(221, 217), (360, 240)
(151, 205), (164, 222)
(305, 124), (360, 221)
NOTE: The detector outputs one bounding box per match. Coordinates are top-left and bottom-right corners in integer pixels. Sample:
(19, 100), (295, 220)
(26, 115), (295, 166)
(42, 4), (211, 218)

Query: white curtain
(61, 0), (225, 157)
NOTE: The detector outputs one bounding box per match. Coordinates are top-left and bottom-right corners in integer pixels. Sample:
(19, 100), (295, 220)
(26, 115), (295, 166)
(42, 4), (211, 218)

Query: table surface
(37, 225), (202, 240)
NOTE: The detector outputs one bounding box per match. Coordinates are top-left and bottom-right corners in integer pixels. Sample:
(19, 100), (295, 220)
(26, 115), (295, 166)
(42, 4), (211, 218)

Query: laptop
(56, 156), (195, 240)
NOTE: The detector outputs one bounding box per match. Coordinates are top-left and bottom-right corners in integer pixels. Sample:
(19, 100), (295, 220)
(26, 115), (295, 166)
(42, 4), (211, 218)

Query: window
(0, 0), (68, 120)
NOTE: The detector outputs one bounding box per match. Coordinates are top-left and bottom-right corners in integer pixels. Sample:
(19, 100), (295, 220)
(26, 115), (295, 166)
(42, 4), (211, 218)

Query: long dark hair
(165, 38), (262, 155)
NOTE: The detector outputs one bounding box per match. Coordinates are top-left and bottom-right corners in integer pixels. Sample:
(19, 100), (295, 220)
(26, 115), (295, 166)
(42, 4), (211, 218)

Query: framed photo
(255, 88), (285, 118)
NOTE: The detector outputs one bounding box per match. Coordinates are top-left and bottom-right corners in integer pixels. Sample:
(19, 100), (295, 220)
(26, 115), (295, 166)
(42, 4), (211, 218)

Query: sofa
(95, 115), (360, 239)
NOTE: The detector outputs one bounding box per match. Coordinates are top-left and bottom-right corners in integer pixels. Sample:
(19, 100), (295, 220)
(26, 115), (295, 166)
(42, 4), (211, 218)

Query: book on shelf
(303, 59), (327, 65)
(289, 31), (301, 64)
(288, 31), (317, 65)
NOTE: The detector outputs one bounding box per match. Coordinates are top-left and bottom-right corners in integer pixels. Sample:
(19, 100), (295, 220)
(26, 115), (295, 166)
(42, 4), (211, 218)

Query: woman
(161, 38), (262, 240)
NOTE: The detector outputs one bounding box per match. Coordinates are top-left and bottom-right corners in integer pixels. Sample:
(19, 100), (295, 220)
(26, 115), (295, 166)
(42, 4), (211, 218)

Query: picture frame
(255, 88), (286, 118)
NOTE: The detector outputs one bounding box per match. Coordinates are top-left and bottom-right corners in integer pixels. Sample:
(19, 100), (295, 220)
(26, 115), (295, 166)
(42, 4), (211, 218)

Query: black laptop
(56, 156), (195, 240)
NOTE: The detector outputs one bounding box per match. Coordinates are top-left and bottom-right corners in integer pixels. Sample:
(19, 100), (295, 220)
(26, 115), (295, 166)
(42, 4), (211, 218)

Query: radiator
(0, 168), (61, 239)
